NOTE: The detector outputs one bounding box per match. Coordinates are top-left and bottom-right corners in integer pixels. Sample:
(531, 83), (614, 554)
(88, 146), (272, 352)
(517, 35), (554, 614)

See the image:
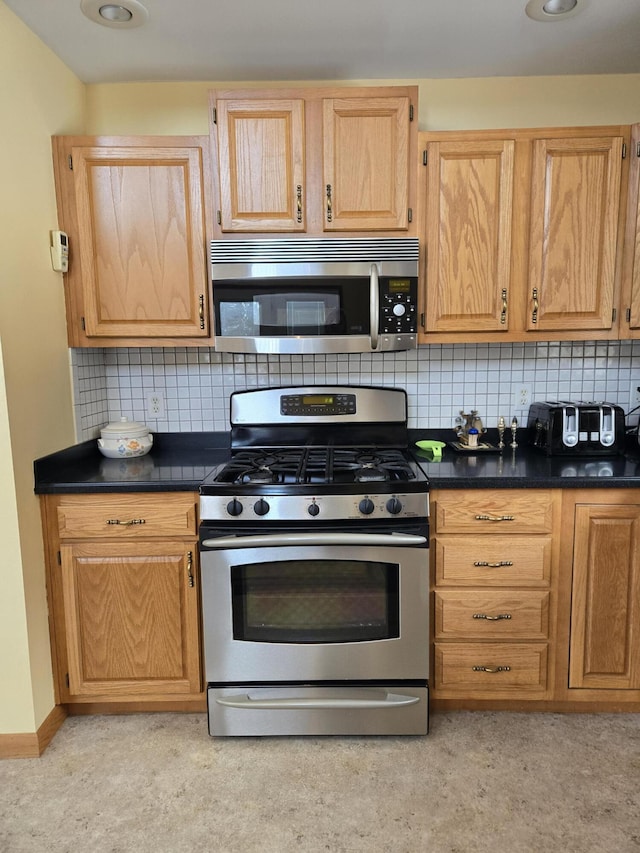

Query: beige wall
(85, 75), (640, 135)
(0, 1), (85, 733)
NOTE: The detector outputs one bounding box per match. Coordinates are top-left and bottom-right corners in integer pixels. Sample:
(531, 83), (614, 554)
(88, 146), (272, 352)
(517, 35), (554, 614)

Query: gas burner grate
(213, 447), (417, 486)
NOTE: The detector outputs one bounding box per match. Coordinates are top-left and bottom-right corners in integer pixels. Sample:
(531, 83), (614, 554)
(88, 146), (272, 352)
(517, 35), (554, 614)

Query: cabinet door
(60, 541), (201, 699)
(323, 96), (410, 231)
(423, 139), (515, 332)
(569, 504), (640, 689)
(621, 124), (640, 336)
(215, 98), (305, 232)
(72, 144), (209, 338)
(527, 136), (624, 332)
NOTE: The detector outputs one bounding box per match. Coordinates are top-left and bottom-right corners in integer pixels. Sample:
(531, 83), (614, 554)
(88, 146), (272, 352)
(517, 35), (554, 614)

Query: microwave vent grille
(210, 238), (419, 265)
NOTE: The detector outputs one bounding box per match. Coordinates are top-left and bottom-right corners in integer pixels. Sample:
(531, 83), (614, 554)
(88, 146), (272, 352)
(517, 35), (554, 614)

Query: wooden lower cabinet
(431, 488), (558, 703)
(562, 492), (640, 695)
(41, 492), (204, 709)
(432, 486), (640, 712)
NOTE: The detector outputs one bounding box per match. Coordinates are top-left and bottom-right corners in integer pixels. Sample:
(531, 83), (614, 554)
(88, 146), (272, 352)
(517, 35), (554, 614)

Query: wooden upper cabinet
(215, 98), (306, 232)
(52, 136), (212, 346)
(210, 86), (417, 237)
(620, 123), (640, 337)
(527, 135), (624, 333)
(323, 96), (410, 231)
(422, 138), (515, 333)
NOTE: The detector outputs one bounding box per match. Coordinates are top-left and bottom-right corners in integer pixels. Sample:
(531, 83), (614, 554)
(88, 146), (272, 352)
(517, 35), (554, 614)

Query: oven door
(200, 531), (429, 683)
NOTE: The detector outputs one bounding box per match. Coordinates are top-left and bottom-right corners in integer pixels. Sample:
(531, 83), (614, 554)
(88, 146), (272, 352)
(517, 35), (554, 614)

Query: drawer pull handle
(474, 514), (515, 522)
(472, 665), (511, 673)
(106, 518), (146, 526)
(474, 560), (514, 567)
(473, 613), (512, 621)
(187, 550), (195, 588)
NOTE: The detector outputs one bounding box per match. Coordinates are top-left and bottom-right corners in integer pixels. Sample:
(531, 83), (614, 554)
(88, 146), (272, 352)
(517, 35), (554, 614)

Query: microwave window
(215, 280), (370, 337)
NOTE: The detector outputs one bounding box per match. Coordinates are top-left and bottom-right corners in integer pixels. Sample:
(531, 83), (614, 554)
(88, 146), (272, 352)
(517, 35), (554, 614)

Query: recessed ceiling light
(525, 0), (585, 22)
(80, 0), (148, 28)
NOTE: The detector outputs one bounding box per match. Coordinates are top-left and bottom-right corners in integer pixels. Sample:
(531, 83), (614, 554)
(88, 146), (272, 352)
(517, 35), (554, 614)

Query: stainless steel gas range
(199, 386), (430, 736)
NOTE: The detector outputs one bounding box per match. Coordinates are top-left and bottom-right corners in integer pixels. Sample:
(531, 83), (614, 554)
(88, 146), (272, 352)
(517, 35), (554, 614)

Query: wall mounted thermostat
(50, 230), (69, 273)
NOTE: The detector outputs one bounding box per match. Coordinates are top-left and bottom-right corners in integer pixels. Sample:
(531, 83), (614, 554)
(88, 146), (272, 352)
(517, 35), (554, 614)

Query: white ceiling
(5, 0), (640, 85)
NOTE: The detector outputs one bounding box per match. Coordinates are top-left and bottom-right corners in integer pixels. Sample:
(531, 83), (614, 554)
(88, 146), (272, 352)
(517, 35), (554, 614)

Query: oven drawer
(433, 490), (555, 534)
(207, 684), (429, 736)
(435, 642), (548, 695)
(435, 590), (550, 640)
(56, 494), (198, 539)
(434, 536), (552, 586)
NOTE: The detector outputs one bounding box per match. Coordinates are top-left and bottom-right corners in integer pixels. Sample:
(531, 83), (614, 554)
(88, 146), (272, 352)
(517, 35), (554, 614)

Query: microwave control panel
(380, 279), (417, 334)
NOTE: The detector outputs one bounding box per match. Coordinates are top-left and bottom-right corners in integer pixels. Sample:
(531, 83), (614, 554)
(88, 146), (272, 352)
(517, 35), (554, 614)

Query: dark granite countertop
(34, 432), (231, 494)
(34, 428), (640, 494)
(409, 428), (640, 489)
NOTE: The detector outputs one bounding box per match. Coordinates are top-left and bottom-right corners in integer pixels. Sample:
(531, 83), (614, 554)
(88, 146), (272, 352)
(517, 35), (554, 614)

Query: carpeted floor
(1, 710), (639, 853)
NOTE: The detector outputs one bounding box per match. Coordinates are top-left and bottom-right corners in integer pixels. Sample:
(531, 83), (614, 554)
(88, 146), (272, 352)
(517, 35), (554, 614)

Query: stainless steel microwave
(210, 238), (419, 354)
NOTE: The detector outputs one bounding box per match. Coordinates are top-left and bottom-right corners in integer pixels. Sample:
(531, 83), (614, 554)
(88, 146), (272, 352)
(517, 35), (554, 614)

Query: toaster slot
(599, 405), (615, 447)
(562, 406), (578, 448)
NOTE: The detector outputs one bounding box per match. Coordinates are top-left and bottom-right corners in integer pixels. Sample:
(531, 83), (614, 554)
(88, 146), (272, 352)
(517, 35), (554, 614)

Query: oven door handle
(216, 693), (420, 710)
(201, 532), (427, 549)
(370, 263), (380, 351)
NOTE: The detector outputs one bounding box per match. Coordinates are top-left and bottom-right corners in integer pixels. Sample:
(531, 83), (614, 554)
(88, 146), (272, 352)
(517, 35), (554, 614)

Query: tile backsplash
(71, 340), (640, 441)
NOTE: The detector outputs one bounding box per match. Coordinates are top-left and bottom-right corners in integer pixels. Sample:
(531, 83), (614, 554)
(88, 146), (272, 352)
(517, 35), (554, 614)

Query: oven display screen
(302, 395), (334, 405)
(388, 278), (411, 293)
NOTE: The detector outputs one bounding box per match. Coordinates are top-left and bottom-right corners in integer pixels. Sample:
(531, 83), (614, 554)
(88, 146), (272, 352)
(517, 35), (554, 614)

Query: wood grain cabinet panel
(435, 590), (550, 640)
(51, 135), (212, 347)
(527, 135), (624, 333)
(422, 138), (515, 332)
(215, 97), (306, 232)
(40, 491), (203, 708)
(210, 86), (417, 237)
(61, 541), (201, 699)
(435, 643), (548, 694)
(56, 493), (197, 539)
(431, 488), (558, 703)
(620, 123), (640, 337)
(569, 503), (640, 689)
(433, 489), (555, 534)
(435, 536), (552, 587)
(323, 96), (410, 231)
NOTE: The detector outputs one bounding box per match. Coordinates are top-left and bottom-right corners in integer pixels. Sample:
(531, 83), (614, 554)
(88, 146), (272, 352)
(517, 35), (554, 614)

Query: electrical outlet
(515, 385), (532, 409)
(629, 379), (640, 409)
(146, 392), (165, 419)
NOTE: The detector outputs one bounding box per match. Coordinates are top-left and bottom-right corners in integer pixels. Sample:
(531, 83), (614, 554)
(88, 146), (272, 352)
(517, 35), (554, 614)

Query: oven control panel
(200, 492), (429, 523)
(280, 393), (356, 417)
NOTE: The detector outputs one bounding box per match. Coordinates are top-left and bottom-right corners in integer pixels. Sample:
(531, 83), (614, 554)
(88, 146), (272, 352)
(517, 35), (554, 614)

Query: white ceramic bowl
(97, 417), (153, 458)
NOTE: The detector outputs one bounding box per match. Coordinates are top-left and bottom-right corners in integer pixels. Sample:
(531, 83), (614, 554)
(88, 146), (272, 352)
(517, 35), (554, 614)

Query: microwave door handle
(370, 263), (380, 350)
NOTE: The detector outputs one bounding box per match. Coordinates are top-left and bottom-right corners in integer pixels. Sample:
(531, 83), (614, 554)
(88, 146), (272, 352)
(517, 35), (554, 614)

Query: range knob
(226, 498), (243, 517)
(386, 497), (403, 515)
(359, 498), (375, 515)
(308, 502), (320, 517)
(253, 498), (270, 516)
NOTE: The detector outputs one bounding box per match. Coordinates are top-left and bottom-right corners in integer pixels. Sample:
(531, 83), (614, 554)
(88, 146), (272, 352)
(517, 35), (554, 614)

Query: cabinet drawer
(435, 590), (550, 639)
(57, 493), (198, 539)
(434, 536), (552, 586)
(434, 490), (554, 534)
(435, 642), (548, 694)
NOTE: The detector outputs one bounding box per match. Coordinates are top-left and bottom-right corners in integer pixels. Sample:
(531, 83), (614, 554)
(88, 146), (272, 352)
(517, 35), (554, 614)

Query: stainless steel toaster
(527, 401), (625, 456)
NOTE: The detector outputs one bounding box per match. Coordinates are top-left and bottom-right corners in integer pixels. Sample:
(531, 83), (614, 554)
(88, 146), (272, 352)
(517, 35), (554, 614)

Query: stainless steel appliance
(199, 386), (430, 736)
(527, 400), (625, 456)
(210, 238), (419, 354)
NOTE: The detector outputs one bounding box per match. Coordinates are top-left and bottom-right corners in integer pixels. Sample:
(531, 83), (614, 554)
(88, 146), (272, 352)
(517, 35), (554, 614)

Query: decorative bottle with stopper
(510, 417), (518, 448)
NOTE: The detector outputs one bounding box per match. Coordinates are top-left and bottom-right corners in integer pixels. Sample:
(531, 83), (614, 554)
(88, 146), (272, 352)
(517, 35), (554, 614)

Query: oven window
(231, 560), (400, 643)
